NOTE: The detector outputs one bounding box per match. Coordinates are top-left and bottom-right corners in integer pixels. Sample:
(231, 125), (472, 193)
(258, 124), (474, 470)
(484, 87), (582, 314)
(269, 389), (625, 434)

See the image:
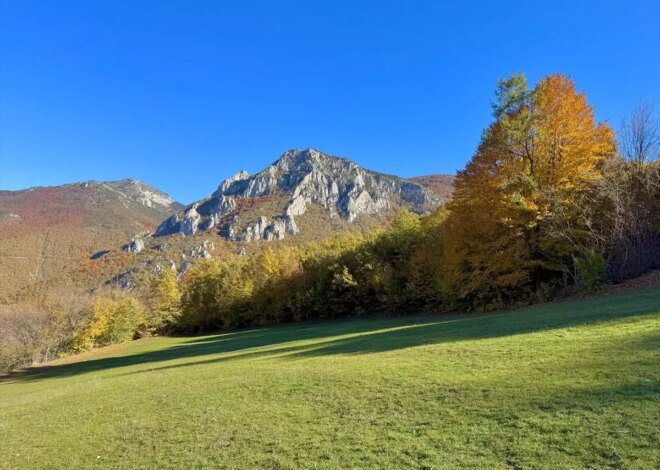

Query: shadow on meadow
(2, 319), (411, 383)
(3, 286), (659, 383)
(292, 291), (660, 358)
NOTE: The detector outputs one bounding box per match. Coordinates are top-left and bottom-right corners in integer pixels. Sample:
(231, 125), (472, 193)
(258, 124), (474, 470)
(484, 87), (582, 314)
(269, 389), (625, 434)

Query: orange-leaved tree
(442, 73), (616, 308)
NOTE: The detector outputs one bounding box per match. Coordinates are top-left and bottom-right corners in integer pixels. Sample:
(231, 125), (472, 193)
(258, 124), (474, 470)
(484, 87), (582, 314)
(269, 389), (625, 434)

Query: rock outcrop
(190, 241), (214, 259)
(123, 238), (145, 253)
(154, 148), (445, 242)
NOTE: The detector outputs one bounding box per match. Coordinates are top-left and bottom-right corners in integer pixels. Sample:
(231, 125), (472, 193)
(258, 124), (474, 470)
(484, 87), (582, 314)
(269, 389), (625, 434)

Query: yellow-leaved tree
(148, 268), (181, 333)
(72, 294), (145, 351)
(442, 73), (616, 308)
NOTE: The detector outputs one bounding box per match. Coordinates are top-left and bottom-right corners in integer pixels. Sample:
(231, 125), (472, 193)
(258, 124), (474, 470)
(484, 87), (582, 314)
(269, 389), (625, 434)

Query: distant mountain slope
(408, 174), (455, 199)
(0, 179), (182, 302)
(0, 179), (182, 229)
(155, 148), (446, 242)
(0, 153), (453, 302)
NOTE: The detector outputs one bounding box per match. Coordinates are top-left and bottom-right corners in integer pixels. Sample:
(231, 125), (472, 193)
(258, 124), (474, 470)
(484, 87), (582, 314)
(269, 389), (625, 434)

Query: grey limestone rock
(154, 148), (445, 242)
(123, 238), (145, 253)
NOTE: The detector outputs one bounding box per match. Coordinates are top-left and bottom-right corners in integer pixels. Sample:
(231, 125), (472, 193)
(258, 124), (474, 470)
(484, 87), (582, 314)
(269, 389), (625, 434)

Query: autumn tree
(147, 268), (181, 333)
(442, 73), (616, 307)
(72, 293), (145, 351)
(250, 246), (303, 323)
(178, 257), (254, 331)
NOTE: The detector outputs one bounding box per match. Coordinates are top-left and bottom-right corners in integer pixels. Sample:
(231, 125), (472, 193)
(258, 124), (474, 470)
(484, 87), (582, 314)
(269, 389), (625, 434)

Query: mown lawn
(1, 287), (659, 469)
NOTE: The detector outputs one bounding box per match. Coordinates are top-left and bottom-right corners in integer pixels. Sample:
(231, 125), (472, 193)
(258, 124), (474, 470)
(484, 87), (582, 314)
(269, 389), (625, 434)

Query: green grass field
(1, 287), (659, 469)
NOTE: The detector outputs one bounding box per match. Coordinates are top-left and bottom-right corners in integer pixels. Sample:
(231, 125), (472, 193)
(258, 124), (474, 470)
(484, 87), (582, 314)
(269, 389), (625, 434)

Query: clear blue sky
(1, 1), (659, 203)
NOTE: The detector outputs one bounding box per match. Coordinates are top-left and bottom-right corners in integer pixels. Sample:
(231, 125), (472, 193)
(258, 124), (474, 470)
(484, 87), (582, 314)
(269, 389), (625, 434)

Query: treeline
(2, 73), (658, 372)
(174, 209), (446, 331)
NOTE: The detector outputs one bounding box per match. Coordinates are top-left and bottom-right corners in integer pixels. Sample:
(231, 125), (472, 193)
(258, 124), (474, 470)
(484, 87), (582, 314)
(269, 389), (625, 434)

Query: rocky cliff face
(155, 148), (445, 242)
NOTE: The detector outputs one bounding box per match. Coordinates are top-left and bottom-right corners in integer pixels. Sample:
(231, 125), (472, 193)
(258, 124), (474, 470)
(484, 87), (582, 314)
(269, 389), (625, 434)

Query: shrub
(0, 292), (91, 373)
(72, 294), (145, 351)
(576, 251), (605, 291)
(0, 308), (50, 373)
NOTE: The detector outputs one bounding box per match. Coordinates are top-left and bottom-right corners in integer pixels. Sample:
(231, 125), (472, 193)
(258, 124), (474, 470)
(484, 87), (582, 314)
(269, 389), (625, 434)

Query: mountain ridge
(0, 178), (182, 302)
(1, 178), (182, 212)
(154, 148), (447, 242)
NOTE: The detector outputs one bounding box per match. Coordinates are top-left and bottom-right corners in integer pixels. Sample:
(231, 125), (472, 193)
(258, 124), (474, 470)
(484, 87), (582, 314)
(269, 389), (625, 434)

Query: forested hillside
(0, 180), (181, 303)
(408, 174), (455, 199)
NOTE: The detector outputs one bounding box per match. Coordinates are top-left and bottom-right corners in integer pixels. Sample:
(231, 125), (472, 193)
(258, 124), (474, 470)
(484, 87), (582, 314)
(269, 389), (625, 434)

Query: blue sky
(1, 1), (659, 203)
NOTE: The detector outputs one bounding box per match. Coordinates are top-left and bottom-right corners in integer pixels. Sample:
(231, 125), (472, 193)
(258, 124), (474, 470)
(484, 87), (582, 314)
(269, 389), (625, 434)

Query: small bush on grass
(72, 293), (146, 351)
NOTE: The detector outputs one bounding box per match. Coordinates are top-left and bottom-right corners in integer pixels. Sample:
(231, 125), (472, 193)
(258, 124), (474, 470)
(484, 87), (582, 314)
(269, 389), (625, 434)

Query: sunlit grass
(1, 287), (659, 469)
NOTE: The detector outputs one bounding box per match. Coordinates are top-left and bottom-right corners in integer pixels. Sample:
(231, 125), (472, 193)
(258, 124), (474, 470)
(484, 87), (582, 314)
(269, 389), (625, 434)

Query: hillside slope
(408, 173), (455, 199)
(2, 287), (658, 469)
(0, 179), (182, 302)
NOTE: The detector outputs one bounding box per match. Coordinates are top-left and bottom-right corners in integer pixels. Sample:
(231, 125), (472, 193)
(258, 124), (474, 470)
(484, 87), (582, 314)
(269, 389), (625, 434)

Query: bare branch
(620, 101), (660, 164)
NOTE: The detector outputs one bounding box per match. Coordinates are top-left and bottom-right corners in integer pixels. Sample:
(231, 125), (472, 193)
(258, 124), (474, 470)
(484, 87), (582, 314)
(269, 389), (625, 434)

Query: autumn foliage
(441, 74), (617, 308)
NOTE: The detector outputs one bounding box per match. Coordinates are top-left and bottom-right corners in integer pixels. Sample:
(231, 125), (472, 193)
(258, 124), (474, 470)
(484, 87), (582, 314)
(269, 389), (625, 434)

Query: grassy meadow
(1, 287), (659, 469)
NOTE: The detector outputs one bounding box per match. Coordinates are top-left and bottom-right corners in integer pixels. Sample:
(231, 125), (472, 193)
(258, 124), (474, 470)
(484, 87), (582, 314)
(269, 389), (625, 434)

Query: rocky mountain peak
(214, 170), (250, 196)
(103, 179), (180, 210)
(273, 148), (325, 170)
(154, 148), (446, 241)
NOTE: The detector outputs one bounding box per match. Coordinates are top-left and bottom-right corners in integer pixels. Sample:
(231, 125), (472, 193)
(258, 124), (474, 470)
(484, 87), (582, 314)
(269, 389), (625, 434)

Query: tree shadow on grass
(1, 317), (422, 383)
(120, 293), (660, 377)
(3, 287), (659, 384)
(291, 292), (660, 358)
